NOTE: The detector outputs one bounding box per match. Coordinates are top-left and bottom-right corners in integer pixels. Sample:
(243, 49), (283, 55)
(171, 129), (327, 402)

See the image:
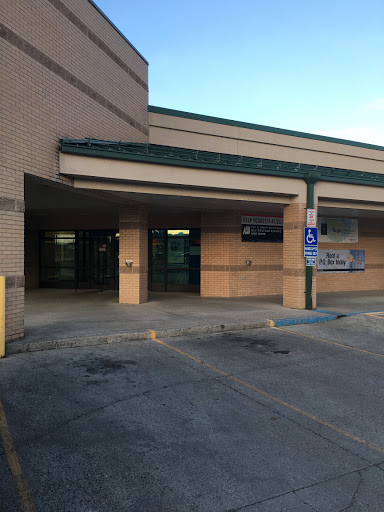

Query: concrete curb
(5, 313), (342, 355)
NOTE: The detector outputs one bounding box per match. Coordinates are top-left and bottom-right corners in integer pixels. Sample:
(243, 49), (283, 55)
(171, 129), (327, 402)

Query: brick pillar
(0, 169), (25, 341)
(119, 204), (148, 304)
(200, 212), (234, 297)
(283, 203), (316, 309)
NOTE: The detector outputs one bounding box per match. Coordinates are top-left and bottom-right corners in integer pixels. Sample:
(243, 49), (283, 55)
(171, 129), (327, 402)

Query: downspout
(304, 170), (320, 310)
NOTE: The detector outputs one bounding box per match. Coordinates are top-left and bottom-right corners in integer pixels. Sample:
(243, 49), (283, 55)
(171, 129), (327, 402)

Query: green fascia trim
(88, 0), (148, 64)
(148, 105), (384, 153)
(60, 139), (384, 188)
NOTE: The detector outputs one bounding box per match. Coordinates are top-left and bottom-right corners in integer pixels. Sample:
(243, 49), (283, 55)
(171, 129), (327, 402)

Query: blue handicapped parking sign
(305, 227), (318, 245)
(304, 227), (318, 257)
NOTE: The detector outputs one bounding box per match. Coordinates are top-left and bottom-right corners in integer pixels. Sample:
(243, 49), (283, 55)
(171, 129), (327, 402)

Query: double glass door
(77, 231), (119, 290)
(40, 230), (119, 289)
(150, 229), (201, 292)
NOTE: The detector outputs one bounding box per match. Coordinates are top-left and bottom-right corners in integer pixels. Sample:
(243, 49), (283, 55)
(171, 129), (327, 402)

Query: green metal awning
(60, 139), (384, 188)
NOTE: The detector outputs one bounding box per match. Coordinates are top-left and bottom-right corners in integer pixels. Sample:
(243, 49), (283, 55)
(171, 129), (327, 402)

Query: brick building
(2, 0), (384, 343)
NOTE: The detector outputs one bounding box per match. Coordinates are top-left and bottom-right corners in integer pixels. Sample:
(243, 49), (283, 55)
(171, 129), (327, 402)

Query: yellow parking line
(272, 326), (384, 358)
(148, 330), (384, 456)
(0, 398), (37, 512)
(365, 313), (384, 320)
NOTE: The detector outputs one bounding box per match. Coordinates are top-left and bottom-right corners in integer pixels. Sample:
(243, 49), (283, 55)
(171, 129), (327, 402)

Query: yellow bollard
(0, 276), (5, 358)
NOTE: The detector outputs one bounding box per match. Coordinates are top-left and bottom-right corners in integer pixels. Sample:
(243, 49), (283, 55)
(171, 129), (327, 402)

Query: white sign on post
(306, 209), (317, 227)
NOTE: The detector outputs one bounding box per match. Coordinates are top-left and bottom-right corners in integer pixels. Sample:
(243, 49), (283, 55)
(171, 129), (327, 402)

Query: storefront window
(149, 228), (200, 292)
(39, 230), (118, 289)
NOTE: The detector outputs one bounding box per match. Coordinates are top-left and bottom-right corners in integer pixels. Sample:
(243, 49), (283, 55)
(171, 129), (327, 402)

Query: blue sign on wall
(304, 227), (318, 257)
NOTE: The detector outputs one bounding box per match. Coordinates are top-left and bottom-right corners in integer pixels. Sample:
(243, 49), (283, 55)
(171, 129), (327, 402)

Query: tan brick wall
(317, 219), (384, 293)
(0, 207), (24, 340)
(201, 212), (230, 297)
(1, 0), (148, 184)
(0, 168), (25, 340)
(201, 211), (283, 298)
(119, 205), (148, 304)
(1, 0), (149, 339)
(148, 209), (283, 298)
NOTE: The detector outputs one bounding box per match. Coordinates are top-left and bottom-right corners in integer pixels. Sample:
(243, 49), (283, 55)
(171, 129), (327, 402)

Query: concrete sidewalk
(317, 289), (384, 314)
(5, 289), (384, 355)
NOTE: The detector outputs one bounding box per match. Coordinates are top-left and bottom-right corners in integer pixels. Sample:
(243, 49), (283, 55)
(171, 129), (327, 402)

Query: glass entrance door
(149, 229), (201, 292)
(40, 230), (119, 289)
(150, 230), (166, 291)
(88, 231), (118, 290)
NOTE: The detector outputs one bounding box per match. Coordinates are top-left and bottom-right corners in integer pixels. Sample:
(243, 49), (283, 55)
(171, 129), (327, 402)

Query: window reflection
(150, 228), (200, 291)
(40, 230), (119, 289)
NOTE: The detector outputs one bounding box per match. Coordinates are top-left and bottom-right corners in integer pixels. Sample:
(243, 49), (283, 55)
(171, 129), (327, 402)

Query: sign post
(304, 172), (320, 310)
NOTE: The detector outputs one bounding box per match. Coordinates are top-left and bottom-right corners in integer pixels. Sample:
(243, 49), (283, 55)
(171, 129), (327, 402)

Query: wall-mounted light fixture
(125, 260), (133, 267)
(245, 260), (252, 266)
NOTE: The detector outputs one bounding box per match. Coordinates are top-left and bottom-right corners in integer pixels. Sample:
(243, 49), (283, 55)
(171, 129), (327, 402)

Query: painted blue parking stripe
(316, 309), (384, 317)
(272, 315), (338, 327)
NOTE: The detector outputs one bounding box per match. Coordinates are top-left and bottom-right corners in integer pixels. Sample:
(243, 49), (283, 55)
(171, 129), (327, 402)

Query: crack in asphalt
(224, 465), (374, 512)
(148, 336), (383, 466)
(337, 469), (363, 512)
(295, 492), (320, 511)
(215, 375), (373, 465)
(0, 373), (216, 452)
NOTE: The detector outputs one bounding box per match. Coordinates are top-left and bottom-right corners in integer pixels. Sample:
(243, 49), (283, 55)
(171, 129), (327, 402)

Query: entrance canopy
(26, 138), (383, 310)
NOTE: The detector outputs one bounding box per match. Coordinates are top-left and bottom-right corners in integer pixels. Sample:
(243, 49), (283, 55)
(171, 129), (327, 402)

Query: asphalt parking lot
(1, 313), (384, 511)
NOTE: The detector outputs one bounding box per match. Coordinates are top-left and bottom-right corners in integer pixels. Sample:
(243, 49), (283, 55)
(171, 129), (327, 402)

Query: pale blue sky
(95, 0), (384, 145)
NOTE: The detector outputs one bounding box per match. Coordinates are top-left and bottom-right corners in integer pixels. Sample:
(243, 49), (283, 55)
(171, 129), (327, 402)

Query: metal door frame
(148, 228), (200, 293)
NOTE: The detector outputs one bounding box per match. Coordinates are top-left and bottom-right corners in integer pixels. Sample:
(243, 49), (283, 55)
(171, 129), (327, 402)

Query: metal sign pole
(304, 171), (320, 310)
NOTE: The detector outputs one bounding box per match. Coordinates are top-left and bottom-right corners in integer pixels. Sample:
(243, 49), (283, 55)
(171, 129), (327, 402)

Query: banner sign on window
(318, 218), (358, 243)
(242, 216), (283, 243)
(317, 249), (365, 273)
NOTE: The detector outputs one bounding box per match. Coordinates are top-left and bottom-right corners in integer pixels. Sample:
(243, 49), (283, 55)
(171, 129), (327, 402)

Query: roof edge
(60, 139), (384, 188)
(88, 0), (148, 65)
(148, 105), (384, 153)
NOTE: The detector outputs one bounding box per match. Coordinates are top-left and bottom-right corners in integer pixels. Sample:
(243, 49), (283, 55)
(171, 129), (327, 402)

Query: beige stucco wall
(317, 182), (384, 208)
(61, 153), (384, 212)
(60, 153), (306, 203)
(149, 112), (384, 175)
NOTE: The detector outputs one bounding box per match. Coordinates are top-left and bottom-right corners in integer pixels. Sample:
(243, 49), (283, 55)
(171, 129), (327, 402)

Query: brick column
(283, 203), (316, 309)
(200, 212), (233, 297)
(0, 169), (25, 341)
(119, 204), (148, 304)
